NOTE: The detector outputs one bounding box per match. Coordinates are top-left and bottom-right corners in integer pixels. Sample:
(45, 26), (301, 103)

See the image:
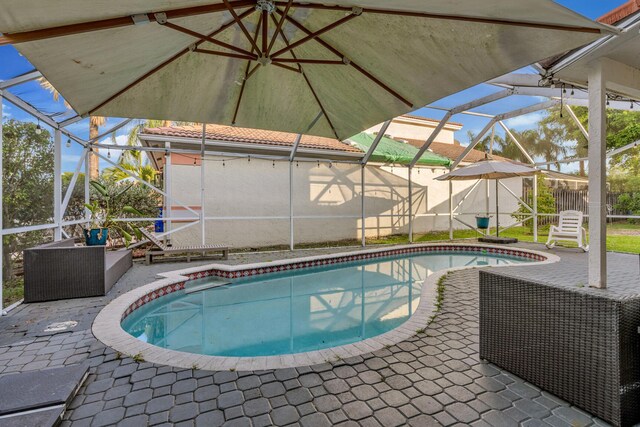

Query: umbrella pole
(495, 179), (500, 237)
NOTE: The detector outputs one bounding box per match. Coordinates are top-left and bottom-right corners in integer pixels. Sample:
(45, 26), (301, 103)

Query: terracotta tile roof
(142, 124), (362, 154)
(401, 138), (511, 163)
(430, 141), (511, 163)
(597, 0), (640, 25)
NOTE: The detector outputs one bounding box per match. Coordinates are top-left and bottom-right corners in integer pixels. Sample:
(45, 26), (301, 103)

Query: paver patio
(1, 243), (633, 426)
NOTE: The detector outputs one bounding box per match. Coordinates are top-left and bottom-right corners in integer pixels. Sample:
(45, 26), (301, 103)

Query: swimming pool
(93, 244), (554, 370)
(121, 249), (535, 358)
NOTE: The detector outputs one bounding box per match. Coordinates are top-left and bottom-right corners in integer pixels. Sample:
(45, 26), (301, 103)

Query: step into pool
(121, 250), (534, 358)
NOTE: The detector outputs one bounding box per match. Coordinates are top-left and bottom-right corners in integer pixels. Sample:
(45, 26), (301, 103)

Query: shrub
(614, 193), (640, 224)
(513, 175), (556, 232)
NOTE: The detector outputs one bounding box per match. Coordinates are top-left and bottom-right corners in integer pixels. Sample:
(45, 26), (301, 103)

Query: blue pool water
(122, 251), (533, 357)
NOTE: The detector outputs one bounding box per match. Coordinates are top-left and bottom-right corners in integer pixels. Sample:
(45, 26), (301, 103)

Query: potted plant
(84, 180), (144, 247)
(475, 215), (492, 230)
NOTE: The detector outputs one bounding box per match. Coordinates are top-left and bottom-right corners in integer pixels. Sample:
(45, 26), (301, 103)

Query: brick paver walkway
(0, 244), (618, 426)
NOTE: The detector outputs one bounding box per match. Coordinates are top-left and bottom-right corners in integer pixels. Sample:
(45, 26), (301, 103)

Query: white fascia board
(138, 134), (364, 159)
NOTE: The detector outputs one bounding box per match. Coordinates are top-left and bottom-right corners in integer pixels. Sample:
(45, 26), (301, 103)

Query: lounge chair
(140, 228), (229, 265)
(545, 210), (589, 252)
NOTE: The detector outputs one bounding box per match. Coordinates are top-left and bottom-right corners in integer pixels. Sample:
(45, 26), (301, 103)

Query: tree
(39, 77), (106, 179)
(88, 116), (106, 179)
(513, 175), (556, 232)
(61, 171), (86, 222)
(504, 129), (540, 164)
(539, 106), (588, 175)
(2, 120), (54, 281)
(102, 119), (171, 183)
(103, 119), (195, 183)
(541, 105), (640, 176)
(466, 127), (539, 164)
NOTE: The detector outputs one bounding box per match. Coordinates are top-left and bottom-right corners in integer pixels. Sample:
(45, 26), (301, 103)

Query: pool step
(0, 364), (88, 427)
(185, 278), (232, 294)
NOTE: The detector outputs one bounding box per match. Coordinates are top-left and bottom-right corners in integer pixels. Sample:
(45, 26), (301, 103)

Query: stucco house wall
(165, 158), (522, 248)
(365, 115), (462, 145)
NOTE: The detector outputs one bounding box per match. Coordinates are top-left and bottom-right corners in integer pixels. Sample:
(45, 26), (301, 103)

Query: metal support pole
(362, 121), (391, 165)
(53, 129), (62, 240)
(84, 148), (90, 224)
(289, 160), (294, 251)
(485, 179), (490, 234)
(452, 119), (496, 169)
(448, 180), (453, 240)
(533, 176), (538, 242)
(61, 147), (88, 218)
(495, 180), (500, 237)
(566, 105), (589, 139)
(360, 267), (365, 338)
(0, 94), (4, 315)
(290, 134), (302, 161)
(361, 165), (366, 247)
(588, 61), (607, 288)
(288, 133), (303, 251)
(165, 142), (172, 244)
(408, 167), (413, 243)
(200, 124), (206, 245)
(498, 121), (536, 165)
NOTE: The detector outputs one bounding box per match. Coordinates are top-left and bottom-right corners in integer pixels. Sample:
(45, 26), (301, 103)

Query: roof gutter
(138, 133), (364, 159)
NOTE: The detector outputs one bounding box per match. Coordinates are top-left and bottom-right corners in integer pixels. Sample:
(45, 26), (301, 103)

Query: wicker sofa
(24, 239), (132, 302)
(479, 270), (640, 427)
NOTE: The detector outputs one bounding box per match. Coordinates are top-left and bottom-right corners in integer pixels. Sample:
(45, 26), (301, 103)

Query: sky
(0, 0), (629, 173)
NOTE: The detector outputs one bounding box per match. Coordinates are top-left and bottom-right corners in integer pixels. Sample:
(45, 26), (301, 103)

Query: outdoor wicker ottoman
(479, 270), (640, 427)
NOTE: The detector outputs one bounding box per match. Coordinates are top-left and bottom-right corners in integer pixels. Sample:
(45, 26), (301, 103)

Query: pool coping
(92, 243), (559, 371)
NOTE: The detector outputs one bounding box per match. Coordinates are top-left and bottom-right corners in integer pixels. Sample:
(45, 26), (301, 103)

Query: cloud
(503, 111), (547, 129)
(2, 103), (11, 119)
(100, 134), (128, 146)
(62, 154), (81, 164)
(96, 134), (130, 164)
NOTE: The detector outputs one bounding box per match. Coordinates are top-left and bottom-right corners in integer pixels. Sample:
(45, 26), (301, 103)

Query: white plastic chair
(546, 210), (589, 252)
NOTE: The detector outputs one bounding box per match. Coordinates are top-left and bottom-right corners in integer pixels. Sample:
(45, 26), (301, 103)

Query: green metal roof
(348, 133), (452, 167)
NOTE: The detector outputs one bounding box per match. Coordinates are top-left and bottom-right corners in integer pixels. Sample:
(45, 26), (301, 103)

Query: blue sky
(0, 0), (628, 172)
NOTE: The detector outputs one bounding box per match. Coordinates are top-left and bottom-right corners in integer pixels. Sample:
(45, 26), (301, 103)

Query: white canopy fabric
(0, 1), (608, 139)
(436, 160), (538, 181)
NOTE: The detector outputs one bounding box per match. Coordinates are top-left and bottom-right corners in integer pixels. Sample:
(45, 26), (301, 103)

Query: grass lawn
(3, 278), (23, 308)
(369, 224), (640, 254)
(607, 222), (640, 231)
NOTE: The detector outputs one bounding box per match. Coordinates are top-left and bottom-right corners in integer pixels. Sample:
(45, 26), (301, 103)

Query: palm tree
(103, 119), (181, 183)
(540, 106), (588, 175)
(120, 119), (172, 167)
(103, 154), (158, 183)
(467, 128), (535, 164)
(39, 78), (106, 179)
(532, 122), (569, 170)
(88, 116), (106, 179)
(466, 130), (507, 158)
(503, 128), (540, 164)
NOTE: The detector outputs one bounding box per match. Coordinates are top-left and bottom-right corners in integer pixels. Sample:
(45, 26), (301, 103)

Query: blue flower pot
(476, 216), (491, 230)
(84, 228), (109, 246)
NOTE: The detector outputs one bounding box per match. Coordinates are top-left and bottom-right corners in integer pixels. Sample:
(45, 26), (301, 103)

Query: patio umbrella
(0, 1), (607, 139)
(436, 160), (538, 242)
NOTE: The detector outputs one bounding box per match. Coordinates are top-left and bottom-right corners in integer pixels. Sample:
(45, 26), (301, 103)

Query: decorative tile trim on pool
(94, 243), (559, 371)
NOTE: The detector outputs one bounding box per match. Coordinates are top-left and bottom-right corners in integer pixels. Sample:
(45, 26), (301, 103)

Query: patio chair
(545, 210), (589, 251)
(140, 228), (229, 265)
